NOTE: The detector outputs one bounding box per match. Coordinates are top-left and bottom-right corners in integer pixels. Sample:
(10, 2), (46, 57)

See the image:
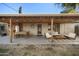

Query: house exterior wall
(23, 23), (49, 35)
(23, 23), (37, 35)
(23, 22), (79, 35)
(60, 23), (79, 34)
(42, 23), (49, 35)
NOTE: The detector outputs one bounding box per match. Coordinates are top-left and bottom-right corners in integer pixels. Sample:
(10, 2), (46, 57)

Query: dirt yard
(0, 44), (79, 56)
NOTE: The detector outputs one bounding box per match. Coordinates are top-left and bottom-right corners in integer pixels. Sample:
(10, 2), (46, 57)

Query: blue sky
(0, 3), (63, 14)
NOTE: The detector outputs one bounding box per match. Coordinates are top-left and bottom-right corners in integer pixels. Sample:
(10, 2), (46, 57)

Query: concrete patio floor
(0, 36), (79, 44)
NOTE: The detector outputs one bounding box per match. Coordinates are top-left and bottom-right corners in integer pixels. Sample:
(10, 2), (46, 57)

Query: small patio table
(53, 34), (67, 39)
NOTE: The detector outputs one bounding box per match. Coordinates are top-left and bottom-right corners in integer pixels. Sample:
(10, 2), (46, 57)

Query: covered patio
(0, 14), (53, 43)
(0, 14), (79, 44)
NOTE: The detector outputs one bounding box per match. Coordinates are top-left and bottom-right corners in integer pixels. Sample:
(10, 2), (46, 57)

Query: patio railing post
(10, 18), (12, 43)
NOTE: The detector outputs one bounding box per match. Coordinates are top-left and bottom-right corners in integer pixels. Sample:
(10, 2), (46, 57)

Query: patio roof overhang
(0, 14), (79, 43)
(0, 14), (79, 24)
(0, 13), (79, 17)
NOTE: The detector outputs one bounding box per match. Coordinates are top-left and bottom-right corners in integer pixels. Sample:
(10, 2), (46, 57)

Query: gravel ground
(0, 44), (79, 56)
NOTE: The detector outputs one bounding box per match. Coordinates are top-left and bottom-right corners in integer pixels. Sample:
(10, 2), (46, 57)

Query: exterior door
(37, 24), (42, 36)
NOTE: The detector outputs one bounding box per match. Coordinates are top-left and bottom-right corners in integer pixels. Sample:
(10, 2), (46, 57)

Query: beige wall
(60, 23), (79, 34)
(23, 23), (37, 35)
(20, 22), (79, 35)
(42, 24), (49, 35)
(14, 22), (79, 35)
(23, 23), (49, 35)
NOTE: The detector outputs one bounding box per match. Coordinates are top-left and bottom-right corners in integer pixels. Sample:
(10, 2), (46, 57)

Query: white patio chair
(45, 33), (52, 39)
(65, 33), (76, 39)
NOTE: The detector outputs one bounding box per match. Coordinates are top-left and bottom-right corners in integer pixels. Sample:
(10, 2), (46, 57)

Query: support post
(51, 18), (53, 34)
(10, 18), (12, 43)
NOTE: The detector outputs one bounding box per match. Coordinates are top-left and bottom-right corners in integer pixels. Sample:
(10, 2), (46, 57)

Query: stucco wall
(15, 23), (79, 35)
(42, 24), (49, 35)
(60, 23), (79, 34)
(23, 24), (37, 35)
(23, 23), (49, 35)
(23, 23), (79, 35)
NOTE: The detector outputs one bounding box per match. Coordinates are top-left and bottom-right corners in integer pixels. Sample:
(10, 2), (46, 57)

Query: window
(0, 25), (5, 31)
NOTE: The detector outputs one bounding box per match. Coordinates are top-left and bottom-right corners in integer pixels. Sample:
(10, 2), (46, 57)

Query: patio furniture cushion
(45, 33), (52, 39)
(65, 33), (76, 39)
